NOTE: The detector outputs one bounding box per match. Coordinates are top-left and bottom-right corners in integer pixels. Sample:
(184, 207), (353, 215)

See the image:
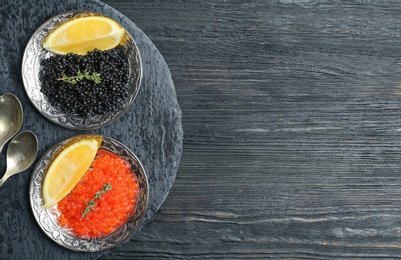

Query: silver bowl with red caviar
(21, 10), (142, 130)
(29, 135), (149, 252)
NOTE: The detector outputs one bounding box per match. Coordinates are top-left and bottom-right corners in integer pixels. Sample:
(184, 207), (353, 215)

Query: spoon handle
(0, 169), (17, 187)
(0, 174), (9, 187)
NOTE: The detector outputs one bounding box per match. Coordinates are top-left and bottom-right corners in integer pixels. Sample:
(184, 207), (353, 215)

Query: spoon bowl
(0, 131), (38, 187)
(0, 93), (23, 152)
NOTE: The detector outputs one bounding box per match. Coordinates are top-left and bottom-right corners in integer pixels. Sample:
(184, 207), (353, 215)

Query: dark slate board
(0, 0), (183, 259)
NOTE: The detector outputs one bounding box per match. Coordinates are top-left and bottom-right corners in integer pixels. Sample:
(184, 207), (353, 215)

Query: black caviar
(39, 47), (130, 117)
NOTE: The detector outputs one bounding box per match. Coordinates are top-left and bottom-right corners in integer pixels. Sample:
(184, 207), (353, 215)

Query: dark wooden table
(99, 1), (401, 259)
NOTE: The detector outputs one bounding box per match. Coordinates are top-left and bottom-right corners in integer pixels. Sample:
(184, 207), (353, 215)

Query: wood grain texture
(101, 1), (401, 259)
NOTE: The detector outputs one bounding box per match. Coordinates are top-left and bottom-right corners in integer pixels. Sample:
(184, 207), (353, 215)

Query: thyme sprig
(57, 68), (102, 85)
(81, 183), (112, 219)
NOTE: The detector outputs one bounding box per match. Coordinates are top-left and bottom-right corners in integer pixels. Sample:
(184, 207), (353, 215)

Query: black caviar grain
(39, 47), (130, 117)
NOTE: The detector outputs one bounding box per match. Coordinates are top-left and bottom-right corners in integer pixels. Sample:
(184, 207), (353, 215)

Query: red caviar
(57, 149), (139, 238)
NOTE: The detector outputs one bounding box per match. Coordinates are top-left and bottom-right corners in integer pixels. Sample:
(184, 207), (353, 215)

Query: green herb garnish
(81, 182), (112, 219)
(57, 69), (102, 85)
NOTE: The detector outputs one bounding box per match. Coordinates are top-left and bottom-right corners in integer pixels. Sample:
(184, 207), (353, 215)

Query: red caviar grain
(57, 149), (139, 238)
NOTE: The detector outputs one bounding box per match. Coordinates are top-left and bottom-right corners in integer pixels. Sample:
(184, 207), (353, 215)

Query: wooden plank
(102, 1), (401, 259)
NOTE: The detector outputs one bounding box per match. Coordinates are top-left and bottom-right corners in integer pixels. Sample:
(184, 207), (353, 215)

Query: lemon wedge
(42, 136), (103, 209)
(43, 16), (126, 55)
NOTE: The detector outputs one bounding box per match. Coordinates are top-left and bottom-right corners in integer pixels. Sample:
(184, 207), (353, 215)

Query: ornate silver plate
(21, 11), (142, 130)
(29, 135), (149, 252)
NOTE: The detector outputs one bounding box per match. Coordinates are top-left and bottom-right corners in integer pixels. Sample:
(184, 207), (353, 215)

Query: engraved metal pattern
(29, 135), (149, 252)
(21, 11), (143, 130)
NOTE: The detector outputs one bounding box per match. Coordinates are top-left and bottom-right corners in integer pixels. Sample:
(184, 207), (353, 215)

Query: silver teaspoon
(0, 93), (23, 152)
(0, 131), (38, 187)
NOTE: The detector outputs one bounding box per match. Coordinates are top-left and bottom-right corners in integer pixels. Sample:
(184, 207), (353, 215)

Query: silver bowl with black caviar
(21, 10), (143, 130)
